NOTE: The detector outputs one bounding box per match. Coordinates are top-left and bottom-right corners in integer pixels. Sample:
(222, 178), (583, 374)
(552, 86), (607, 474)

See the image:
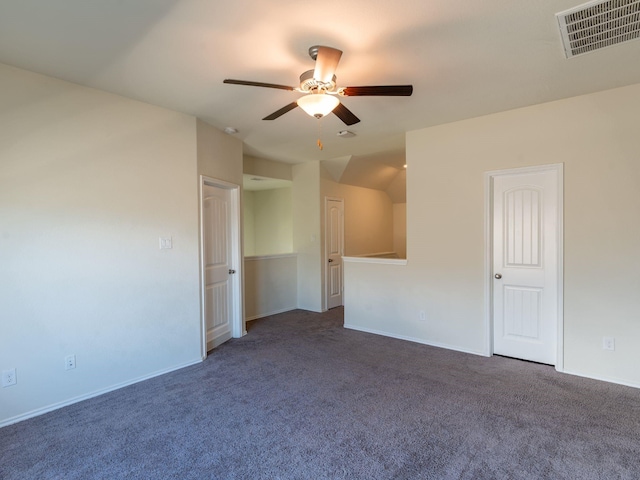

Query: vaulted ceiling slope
(1, 0), (639, 164)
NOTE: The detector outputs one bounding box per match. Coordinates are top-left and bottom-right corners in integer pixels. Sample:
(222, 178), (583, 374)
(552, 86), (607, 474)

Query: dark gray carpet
(1, 308), (639, 479)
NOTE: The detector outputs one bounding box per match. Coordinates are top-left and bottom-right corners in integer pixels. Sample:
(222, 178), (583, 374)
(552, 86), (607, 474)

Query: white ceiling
(1, 0), (640, 164)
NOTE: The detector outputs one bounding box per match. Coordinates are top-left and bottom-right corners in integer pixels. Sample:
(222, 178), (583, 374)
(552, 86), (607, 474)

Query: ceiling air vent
(556, 0), (640, 58)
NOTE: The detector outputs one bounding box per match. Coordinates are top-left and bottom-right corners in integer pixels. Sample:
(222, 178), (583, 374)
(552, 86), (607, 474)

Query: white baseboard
(0, 358), (203, 428)
(343, 323), (486, 357)
(344, 324), (640, 390)
(246, 306), (296, 322)
(561, 368), (640, 390)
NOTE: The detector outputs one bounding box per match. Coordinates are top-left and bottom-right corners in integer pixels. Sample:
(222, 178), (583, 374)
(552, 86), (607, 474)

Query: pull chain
(317, 117), (323, 150)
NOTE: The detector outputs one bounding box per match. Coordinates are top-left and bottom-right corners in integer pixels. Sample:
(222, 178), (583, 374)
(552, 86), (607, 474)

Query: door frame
(323, 196), (344, 311)
(483, 163), (564, 371)
(199, 175), (244, 360)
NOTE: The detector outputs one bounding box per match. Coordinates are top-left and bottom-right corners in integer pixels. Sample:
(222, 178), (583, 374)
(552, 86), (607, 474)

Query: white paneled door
(203, 182), (236, 351)
(325, 198), (344, 310)
(492, 167), (561, 365)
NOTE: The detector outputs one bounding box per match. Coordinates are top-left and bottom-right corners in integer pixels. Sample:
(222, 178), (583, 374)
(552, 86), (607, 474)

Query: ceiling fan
(223, 46), (413, 126)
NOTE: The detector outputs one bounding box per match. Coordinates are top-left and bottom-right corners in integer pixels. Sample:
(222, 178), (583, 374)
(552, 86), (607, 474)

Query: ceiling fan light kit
(297, 92), (340, 118)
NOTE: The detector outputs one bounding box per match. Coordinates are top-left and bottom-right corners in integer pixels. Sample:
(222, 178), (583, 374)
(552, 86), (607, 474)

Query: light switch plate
(159, 236), (173, 250)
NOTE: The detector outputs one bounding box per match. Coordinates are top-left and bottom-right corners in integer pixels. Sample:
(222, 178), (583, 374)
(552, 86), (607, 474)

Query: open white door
(325, 197), (344, 310)
(490, 164), (563, 366)
(201, 177), (243, 355)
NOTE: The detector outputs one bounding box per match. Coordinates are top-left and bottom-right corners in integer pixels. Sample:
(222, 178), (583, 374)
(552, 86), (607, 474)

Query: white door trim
(324, 196), (344, 311)
(199, 175), (244, 360)
(483, 163), (564, 371)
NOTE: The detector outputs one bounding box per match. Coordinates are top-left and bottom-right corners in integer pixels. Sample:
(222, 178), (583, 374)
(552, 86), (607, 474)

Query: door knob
(328, 258), (334, 263)
(229, 269), (236, 274)
(494, 273), (502, 279)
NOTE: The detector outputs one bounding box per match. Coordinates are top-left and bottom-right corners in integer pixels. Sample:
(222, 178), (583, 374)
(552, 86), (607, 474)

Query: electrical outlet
(65, 354), (76, 370)
(2, 368), (17, 387)
(419, 310), (426, 321)
(602, 337), (615, 351)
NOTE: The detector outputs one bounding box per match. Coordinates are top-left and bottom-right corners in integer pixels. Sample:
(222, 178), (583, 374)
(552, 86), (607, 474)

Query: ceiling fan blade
(262, 102), (299, 120)
(224, 79), (295, 91)
(342, 85), (413, 96)
(312, 46), (343, 84)
(332, 102), (360, 126)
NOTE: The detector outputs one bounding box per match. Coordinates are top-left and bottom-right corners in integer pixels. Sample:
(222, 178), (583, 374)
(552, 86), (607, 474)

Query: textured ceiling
(1, 0), (640, 165)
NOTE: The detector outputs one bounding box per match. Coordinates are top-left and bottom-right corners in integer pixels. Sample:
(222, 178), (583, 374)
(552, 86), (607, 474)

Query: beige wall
(196, 118), (244, 339)
(197, 119), (243, 186)
(386, 169), (406, 204)
(0, 64), (210, 425)
(244, 255), (297, 320)
(243, 156), (294, 256)
(292, 162), (322, 312)
(345, 82), (640, 388)
(243, 191), (256, 256)
(244, 155), (292, 180)
(246, 187), (293, 255)
(321, 177), (394, 256)
(249, 159), (397, 313)
(393, 203), (407, 259)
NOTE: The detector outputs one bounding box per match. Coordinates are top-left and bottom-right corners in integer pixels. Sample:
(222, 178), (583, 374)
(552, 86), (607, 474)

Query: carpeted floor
(1, 308), (639, 479)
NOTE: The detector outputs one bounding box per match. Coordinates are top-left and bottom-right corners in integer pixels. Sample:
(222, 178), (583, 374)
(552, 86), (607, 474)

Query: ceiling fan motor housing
(299, 69), (337, 93)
